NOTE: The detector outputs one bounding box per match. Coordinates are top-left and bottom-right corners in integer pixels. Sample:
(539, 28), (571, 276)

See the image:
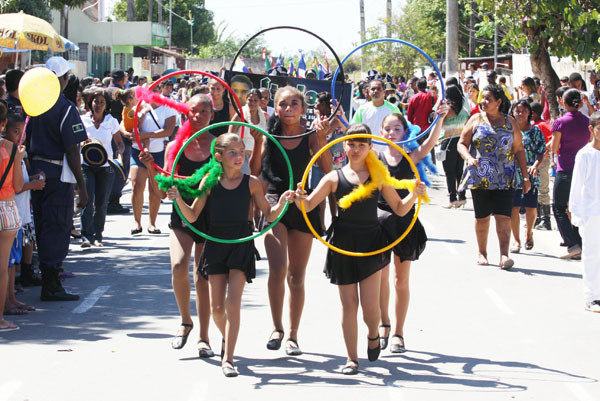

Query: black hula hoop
(228, 26), (346, 140)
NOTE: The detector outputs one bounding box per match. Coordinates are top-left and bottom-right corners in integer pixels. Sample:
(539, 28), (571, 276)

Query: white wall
(512, 54), (596, 91)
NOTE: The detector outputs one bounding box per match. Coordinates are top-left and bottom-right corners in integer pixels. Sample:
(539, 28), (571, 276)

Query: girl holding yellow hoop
(377, 105), (448, 355)
(294, 123), (427, 375)
(252, 86), (331, 356)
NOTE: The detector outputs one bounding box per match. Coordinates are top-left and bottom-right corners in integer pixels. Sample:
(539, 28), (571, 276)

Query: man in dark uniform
(106, 69), (131, 214)
(4, 69), (24, 115)
(27, 56), (89, 301)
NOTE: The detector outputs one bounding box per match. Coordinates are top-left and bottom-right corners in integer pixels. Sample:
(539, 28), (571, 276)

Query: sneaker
(584, 300), (600, 313)
(559, 245), (581, 259)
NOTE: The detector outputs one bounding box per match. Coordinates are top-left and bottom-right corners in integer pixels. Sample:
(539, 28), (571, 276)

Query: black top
(263, 135), (311, 195)
(210, 98), (230, 136)
(207, 174), (250, 224)
(377, 152), (414, 212)
(335, 169), (379, 226)
(174, 151), (211, 208)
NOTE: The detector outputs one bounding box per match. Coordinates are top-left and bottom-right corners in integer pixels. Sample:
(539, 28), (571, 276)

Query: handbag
(436, 138), (451, 163)
(0, 143), (17, 190)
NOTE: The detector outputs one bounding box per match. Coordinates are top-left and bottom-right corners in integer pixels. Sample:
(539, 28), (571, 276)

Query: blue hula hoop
(331, 38), (445, 146)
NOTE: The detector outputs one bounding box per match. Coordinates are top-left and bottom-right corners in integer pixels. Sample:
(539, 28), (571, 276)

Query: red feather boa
(165, 120), (194, 174)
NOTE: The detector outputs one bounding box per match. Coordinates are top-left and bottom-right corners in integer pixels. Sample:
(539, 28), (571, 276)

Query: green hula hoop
(170, 121), (294, 244)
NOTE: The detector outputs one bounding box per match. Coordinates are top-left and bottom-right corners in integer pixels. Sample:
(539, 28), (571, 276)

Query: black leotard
(169, 151), (210, 244)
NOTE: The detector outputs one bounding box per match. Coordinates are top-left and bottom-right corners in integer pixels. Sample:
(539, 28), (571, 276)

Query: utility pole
(157, 0), (162, 24)
(469, 0), (475, 57)
(360, 0), (365, 75)
(446, 0), (459, 78)
(386, 0), (392, 37)
(189, 10), (193, 56)
(168, 0), (173, 50)
(493, 16), (498, 70)
(147, 0), (153, 61)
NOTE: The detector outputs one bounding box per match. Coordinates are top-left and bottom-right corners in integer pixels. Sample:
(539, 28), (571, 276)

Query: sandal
(510, 243), (521, 253)
(198, 340), (215, 358)
(4, 306), (27, 315)
(285, 339), (302, 356)
(222, 361), (238, 377)
(171, 323), (193, 350)
(0, 321), (20, 332)
(266, 329), (284, 350)
(379, 324), (391, 350)
(525, 238), (534, 250)
(131, 227), (142, 236)
(367, 335), (381, 361)
(341, 360), (359, 375)
(390, 335), (406, 354)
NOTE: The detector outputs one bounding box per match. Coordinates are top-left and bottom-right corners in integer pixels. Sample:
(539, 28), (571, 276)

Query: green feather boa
(155, 158), (223, 199)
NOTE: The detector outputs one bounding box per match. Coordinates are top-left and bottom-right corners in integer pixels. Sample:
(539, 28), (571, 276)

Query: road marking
(566, 383), (596, 401)
(443, 242), (459, 255)
(72, 285), (110, 314)
(484, 288), (514, 315)
(0, 380), (22, 401)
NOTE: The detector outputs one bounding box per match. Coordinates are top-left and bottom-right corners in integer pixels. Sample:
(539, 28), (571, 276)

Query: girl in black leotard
(168, 134), (294, 377)
(376, 108), (448, 355)
(142, 94), (216, 358)
(250, 86), (332, 356)
(295, 123), (427, 375)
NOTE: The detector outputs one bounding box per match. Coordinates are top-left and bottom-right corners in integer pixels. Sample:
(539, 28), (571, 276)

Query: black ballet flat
(342, 360), (359, 375)
(266, 329), (284, 350)
(379, 324), (391, 350)
(198, 340), (215, 358)
(367, 335), (381, 361)
(390, 335), (406, 354)
(171, 323), (193, 349)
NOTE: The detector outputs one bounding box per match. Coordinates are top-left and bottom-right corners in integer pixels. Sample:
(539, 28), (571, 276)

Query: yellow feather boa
(338, 151), (430, 209)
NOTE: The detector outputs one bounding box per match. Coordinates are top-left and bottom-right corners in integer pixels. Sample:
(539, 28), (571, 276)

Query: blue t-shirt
(27, 94), (88, 179)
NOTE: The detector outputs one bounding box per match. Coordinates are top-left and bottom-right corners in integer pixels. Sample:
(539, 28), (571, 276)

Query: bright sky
(106, 0), (406, 57)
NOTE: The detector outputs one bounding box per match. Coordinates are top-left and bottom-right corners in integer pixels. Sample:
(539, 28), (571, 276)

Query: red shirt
(534, 120), (552, 143)
(407, 91), (437, 132)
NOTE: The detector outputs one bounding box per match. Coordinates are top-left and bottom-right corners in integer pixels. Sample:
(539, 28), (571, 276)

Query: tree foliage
(1, 0), (52, 22)
(112, 0), (216, 50)
(195, 34), (267, 59)
(476, 0), (600, 117)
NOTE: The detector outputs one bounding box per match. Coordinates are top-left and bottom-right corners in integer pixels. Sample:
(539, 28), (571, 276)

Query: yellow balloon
(18, 67), (60, 117)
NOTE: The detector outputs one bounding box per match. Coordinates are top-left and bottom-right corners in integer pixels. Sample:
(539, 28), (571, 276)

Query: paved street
(1, 170), (599, 401)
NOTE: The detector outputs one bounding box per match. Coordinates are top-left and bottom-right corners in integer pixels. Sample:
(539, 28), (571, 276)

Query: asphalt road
(1, 171), (599, 401)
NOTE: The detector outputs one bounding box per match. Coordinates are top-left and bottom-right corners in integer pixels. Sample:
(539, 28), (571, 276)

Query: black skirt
(264, 193), (323, 236)
(324, 219), (391, 285)
(378, 207), (427, 262)
(198, 222), (256, 283)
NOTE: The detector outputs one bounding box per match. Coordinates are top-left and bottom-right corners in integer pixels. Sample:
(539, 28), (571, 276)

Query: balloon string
(18, 115), (30, 146)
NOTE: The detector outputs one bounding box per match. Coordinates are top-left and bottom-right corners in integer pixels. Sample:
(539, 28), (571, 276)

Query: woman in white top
(228, 89), (268, 175)
(80, 88), (124, 247)
(129, 83), (177, 235)
(569, 72), (594, 117)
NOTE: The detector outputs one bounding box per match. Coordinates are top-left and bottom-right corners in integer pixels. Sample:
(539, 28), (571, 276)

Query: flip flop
(4, 306), (27, 315)
(0, 321), (20, 332)
(16, 304), (35, 312)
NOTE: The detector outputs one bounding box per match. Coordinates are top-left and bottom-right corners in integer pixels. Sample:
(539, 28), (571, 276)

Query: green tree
(195, 34), (267, 59)
(1, 0), (52, 22)
(476, 0), (600, 118)
(48, 0), (88, 37)
(113, 0), (216, 51)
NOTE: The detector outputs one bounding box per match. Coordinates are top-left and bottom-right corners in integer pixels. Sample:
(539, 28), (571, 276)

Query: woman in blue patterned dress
(509, 100), (546, 252)
(457, 85), (531, 269)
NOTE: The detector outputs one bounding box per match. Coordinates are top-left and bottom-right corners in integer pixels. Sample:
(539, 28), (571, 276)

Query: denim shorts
(131, 148), (165, 170)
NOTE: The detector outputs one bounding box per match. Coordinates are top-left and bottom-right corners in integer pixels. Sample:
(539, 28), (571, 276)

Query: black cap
(111, 69), (125, 81)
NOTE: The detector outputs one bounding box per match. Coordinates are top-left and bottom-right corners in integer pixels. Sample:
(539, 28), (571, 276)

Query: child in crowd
(168, 133), (294, 377)
(114, 88), (150, 150)
(2, 114), (45, 315)
(569, 111), (600, 313)
(295, 123), (426, 375)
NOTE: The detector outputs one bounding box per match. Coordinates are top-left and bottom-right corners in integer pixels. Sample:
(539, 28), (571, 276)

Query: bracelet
(523, 177), (530, 182)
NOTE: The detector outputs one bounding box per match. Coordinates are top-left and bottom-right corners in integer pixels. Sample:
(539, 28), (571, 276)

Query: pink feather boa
(135, 86), (190, 115)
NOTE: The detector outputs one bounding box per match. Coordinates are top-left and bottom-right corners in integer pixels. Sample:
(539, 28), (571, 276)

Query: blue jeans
(82, 165), (115, 243)
(553, 170), (582, 249)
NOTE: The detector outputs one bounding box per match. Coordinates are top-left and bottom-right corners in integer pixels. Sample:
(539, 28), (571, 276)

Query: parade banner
(224, 71), (352, 128)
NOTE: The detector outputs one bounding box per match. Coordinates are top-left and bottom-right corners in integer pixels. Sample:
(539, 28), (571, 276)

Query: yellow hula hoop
(299, 133), (422, 257)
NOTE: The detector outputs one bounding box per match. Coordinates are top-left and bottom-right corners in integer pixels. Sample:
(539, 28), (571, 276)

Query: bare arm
(167, 182), (208, 223)
(139, 115), (176, 141)
(11, 145), (26, 194)
(294, 171), (336, 212)
(409, 102), (450, 162)
(550, 131), (562, 153)
(250, 176), (294, 221)
(311, 116), (333, 174)
(457, 115), (478, 166)
(380, 181), (426, 217)
(112, 128), (125, 155)
(249, 135), (265, 177)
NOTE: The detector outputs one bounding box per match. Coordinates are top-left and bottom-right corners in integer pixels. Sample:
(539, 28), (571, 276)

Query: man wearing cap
(106, 69), (131, 215)
(4, 69), (24, 115)
(352, 78), (401, 150)
(27, 56), (88, 301)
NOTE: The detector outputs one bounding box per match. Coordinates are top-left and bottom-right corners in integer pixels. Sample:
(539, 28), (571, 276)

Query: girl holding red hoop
(141, 94), (216, 358)
(252, 86), (331, 356)
(167, 133), (294, 377)
(294, 123), (426, 374)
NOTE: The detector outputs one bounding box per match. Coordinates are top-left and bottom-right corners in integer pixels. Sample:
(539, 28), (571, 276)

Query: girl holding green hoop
(167, 134), (294, 377)
(141, 94), (216, 358)
(252, 86), (332, 356)
(294, 123), (427, 374)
